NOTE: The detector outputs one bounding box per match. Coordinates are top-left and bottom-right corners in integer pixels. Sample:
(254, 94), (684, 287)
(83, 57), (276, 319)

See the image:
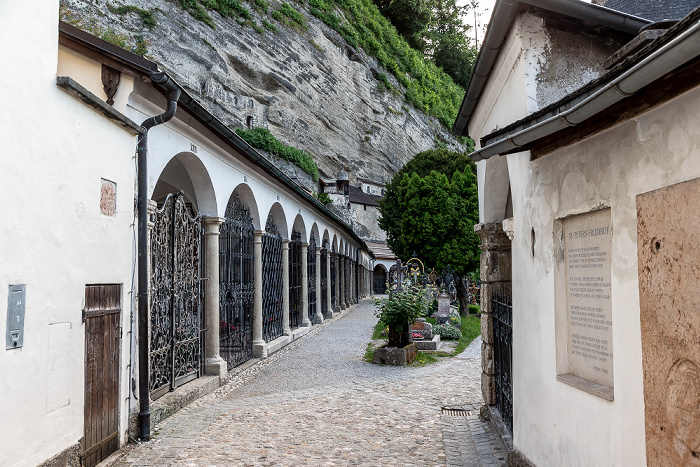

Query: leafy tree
(373, 0), (431, 52)
(425, 0), (476, 88)
(379, 150), (480, 315)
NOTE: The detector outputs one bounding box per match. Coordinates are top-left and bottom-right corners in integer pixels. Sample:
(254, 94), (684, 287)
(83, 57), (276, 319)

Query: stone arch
(291, 214), (307, 241)
(152, 152), (217, 215)
(229, 183), (261, 230)
(267, 202), (288, 239)
(480, 156), (512, 223)
(309, 222), (321, 247)
(331, 234), (338, 253)
(322, 229), (330, 249)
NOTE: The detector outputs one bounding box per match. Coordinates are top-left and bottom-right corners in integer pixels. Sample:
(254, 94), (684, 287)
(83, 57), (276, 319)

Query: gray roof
(452, 0), (650, 137)
(605, 0), (700, 21)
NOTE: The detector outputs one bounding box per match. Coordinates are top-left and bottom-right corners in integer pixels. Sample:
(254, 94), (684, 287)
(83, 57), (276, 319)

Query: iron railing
(492, 285), (513, 433)
(330, 252), (336, 309)
(262, 214), (283, 342)
(150, 193), (204, 399)
(289, 230), (302, 330)
(219, 194), (254, 370)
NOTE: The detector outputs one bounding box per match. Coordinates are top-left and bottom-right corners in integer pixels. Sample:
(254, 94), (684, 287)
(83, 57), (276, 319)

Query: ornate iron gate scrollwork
(321, 242), (328, 318)
(219, 194), (254, 370)
(307, 231), (317, 322)
(492, 285), (513, 433)
(262, 214), (283, 341)
(150, 193), (204, 400)
(289, 230), (302, 330)
(330, 252), (336, 309)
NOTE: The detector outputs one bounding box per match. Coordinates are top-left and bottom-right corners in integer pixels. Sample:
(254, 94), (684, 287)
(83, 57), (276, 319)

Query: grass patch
(454, 315), (481, 355)
(107, 4), (157, 28)
(371, 320), (386, 340)
(235, 127), (318, 180)
(409, 351), (439, 367)
(363, 342), (375, 363)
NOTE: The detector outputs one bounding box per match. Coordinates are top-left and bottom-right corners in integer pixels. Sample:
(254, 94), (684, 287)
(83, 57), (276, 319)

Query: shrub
(234, 127), (319, 180)
(468, 304), (480, 315)
(434, 323), (461, 340)
(374, 286), (426, 347)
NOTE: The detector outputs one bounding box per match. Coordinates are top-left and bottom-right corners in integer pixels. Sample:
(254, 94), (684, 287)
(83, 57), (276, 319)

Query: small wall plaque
(6, 284), (26, 349)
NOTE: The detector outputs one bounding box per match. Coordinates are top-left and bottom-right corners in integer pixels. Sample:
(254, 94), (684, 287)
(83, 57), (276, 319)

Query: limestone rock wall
(67, 0), (464, 184)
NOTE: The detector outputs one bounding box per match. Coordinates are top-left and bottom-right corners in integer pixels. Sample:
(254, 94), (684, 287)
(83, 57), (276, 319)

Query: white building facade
(0, 2), (373, 465)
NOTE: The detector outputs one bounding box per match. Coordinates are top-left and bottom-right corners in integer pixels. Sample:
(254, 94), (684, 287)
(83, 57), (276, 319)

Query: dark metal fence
(150, 193), (204, 399)
(492, 285), (513, 433)
(262, 214), (283, 342)
(330, 252), (336, 309)
(374, 269), (387, 294)
(219, 194), (254, 370)
(289, 230), (302, 330)
(307, 232), (317, 322)
(321, 242), (328, 318)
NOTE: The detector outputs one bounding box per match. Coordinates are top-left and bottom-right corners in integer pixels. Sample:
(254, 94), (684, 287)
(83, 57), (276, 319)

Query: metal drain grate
(441, 407), (474, 416)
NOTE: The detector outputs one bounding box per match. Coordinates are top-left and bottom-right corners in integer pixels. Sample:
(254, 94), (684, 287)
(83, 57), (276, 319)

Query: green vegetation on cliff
(177, 0), (468, 129)
(235, 127), (320, 180)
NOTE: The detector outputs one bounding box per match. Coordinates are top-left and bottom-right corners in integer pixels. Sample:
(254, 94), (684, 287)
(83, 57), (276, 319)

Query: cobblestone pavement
(105, 299), (506, 466)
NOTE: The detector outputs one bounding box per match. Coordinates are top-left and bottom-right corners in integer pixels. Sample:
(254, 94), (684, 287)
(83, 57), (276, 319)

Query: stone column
(314, 246), (324, 324)
(204, 217), (227, 377)
(334, 254), (341, 313)
(474, 223), (512, 406)
(301, 242), (311, 327)
(253, 230), (267, 358)
(326, 249), (332, 317)
(282, 239), (291, 336)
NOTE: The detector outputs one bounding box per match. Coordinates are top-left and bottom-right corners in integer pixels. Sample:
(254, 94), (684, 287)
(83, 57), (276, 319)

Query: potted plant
(372, 285), (426, 365)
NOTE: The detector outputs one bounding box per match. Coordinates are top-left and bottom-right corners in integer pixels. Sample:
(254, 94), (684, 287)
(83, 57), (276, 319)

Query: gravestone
(436, 293), (451, 324)
(411, 318), (433, 340)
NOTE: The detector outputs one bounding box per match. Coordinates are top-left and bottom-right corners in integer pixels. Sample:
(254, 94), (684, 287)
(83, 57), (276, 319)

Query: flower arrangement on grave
(374, 285), (427, 348)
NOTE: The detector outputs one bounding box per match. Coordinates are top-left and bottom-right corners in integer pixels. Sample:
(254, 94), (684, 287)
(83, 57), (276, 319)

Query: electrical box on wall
(6, 284), (26, 349)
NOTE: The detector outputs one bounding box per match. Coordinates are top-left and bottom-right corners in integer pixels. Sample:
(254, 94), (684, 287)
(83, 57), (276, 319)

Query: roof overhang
(469, 8), (700, 161)
(451, 0), (651, 138)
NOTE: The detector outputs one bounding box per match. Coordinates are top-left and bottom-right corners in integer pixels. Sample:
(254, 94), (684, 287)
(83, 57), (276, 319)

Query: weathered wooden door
(82, 284), (121, 467)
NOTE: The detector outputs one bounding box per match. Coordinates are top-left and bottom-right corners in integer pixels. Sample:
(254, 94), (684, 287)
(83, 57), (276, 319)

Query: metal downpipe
(137, 86), (181, 442)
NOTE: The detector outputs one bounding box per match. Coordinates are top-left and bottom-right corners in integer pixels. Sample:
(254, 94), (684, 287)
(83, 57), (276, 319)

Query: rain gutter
(452, 0), (650, 137)
(469, 15), (700, 161)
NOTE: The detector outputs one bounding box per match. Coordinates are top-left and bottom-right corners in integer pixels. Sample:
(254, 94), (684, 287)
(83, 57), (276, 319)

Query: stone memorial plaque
(637, 179), (700, 466)
(437, 293), (451, 324)
(563, 208), (613, 389)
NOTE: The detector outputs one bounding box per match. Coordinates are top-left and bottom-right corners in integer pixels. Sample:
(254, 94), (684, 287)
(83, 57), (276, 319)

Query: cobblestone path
(105, 299), (506, 466)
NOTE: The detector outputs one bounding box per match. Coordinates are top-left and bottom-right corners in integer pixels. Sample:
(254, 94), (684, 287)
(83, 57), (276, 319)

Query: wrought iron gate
(307, 231), (317, 322)
(262, 214), (283, 341)
(289, 230), (302, 330)
(492, 285), (513, 433)
(219, 195), (254, 370)
(321, 242), (328, 318)
(150, 193), (204, 399)
(330, 252), (336, 310)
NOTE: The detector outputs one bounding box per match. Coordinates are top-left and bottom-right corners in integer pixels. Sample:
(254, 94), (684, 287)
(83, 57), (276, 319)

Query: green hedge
(235, 127), (319, 180)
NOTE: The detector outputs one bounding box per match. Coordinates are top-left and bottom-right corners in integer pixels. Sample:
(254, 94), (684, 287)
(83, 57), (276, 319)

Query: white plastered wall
(127, 93), (359, 250)
(508, 77), (700, 466)
(0, 1), (137, 465)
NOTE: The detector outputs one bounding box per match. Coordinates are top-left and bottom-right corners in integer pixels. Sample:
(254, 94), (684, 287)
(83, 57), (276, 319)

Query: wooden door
(82, 284), (121, 467)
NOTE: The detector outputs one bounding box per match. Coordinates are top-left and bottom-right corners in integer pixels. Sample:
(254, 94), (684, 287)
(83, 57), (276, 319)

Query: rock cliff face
(67, 0), (465, 185)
